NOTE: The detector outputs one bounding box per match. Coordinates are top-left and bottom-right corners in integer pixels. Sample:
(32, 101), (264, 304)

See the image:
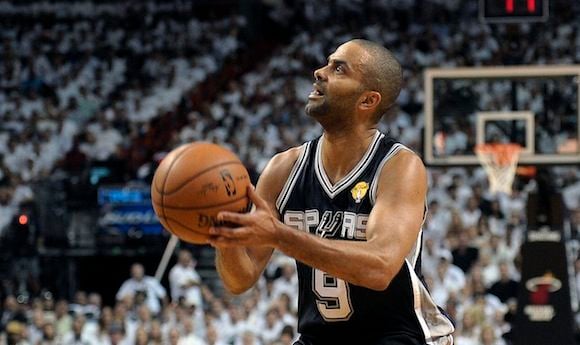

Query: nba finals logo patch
(351, 181), (369, 203)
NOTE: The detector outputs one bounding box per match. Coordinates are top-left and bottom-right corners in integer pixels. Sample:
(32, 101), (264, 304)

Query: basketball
(151, 142), (251, 244)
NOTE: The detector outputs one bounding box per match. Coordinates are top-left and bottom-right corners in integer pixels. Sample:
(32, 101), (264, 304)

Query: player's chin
(305, 100), (326, 117)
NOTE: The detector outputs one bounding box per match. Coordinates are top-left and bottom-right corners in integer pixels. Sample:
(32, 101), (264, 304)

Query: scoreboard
(480, 0), (549, 23)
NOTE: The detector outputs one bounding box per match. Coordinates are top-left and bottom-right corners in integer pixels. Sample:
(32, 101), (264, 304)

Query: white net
(475, 144), (522, 195)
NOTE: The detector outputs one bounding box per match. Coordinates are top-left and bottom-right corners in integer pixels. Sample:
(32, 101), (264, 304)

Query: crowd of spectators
(0, 0), (245, 235)
(0, 248), (299, 345)
(0, 0), (579, 344)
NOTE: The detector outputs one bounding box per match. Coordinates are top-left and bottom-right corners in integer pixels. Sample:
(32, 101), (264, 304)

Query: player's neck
(320, 127), (378, 185)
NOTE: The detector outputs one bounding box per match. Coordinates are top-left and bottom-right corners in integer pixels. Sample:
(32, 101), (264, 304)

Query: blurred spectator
(116, 263), (166, 315)
(54, 299), (73, 340)
(487, 262), (519, 304)
(169, 250), (203, 308)
(0, 0), (579, 344)
(4, 320), (29, 345)
(61, 314), (91, 345)
(38, 322), (58, 345)
(434, 250), (466, 298)
(452, 232), (479, 273)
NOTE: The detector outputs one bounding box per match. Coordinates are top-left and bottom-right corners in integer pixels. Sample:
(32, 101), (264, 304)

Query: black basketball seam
(153, 144), (197, 194)
(152, 194), (248, 210)
(161, 160), (244, 195)
(159, 143), (202, 234)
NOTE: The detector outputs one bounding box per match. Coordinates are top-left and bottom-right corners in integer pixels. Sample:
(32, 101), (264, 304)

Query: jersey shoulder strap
(275, 141), (313, 212)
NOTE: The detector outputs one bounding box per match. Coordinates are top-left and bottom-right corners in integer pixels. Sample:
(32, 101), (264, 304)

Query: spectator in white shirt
(61, 315), (92, 345)
(259, 307), (284, 344)
(179, 317), (206, 345)
(116, 263), (166, 315)
(435, 250), (466, 295)
(169, 250), (203, 308)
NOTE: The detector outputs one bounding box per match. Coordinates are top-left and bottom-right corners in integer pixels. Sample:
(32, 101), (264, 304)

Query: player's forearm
(275, 223), (396, 291)
(215, 248), (260, 294)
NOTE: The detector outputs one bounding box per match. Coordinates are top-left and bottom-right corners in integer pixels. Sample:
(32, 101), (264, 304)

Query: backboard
(424, 65), (580, 166)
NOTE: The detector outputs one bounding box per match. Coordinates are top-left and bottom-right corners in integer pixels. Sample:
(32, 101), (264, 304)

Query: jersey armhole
(368, 143), (414, 206)
(275, 142), (311, 213)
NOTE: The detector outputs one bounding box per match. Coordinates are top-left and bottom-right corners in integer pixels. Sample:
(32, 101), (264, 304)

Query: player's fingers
(217, 210), (251, 225)
(247, 185), (269, 209)
(209, 226), (249, 238)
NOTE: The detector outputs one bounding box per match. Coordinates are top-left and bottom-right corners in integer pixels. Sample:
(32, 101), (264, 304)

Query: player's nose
(314, 67), (327, 82)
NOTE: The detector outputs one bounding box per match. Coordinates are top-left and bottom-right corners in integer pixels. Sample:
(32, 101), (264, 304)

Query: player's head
(305, 39), (402, 127)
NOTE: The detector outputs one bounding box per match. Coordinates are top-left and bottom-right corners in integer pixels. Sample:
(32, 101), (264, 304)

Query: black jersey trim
(368, 143), (412, 205)
(276, 142), (311, 212)
(314, 131), (384, 199)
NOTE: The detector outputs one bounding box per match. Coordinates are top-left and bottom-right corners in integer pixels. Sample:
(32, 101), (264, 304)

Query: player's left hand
(208, 186), (280, 248)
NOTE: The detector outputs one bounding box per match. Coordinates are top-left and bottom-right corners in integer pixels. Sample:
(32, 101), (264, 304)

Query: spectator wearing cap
(116, 263), (167, 315)
(4, 320), (29, 345)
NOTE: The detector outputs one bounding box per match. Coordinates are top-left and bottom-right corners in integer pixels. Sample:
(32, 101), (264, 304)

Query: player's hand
(209, 186), (280, 248)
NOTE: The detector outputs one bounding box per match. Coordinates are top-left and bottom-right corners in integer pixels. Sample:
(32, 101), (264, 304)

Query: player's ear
(358, 91), (381, 111)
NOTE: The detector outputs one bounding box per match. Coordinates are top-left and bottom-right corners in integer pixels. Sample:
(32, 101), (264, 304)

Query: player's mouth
(308, 84), (325, 99)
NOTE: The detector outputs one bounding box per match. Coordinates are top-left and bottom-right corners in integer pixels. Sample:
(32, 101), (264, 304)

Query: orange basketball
(151, 142), (251, 244)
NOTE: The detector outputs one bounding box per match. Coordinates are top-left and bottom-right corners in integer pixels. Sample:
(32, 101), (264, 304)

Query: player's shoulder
(380, 147), (426, 182)
(260, 144), (305, 185)
(257, 144), (307, 207)
(268, 145), (304, 172)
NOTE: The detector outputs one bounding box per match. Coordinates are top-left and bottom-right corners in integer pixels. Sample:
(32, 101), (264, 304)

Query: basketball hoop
(475, 143), (522, 195)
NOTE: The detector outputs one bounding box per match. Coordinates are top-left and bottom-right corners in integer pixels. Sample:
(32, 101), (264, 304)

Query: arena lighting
(18, 214), (29, 226)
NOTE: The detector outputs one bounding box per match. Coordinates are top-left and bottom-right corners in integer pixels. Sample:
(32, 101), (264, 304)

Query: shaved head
(350, 39), (402, 121)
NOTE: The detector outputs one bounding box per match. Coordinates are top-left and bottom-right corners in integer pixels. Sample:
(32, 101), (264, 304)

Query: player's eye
(334, 65), (345, 73)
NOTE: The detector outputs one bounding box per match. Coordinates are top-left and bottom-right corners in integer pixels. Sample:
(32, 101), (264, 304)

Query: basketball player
(209, 39), (455, 345)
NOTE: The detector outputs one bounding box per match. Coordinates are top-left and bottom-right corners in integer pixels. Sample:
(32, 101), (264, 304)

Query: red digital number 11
(505, 0), (536, 13)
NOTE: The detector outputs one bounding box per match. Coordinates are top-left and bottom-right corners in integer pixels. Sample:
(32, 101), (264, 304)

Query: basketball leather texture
(151, 142), (251, 244)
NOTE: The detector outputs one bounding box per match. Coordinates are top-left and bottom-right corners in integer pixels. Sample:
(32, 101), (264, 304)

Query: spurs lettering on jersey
(283, 210), (368, 240)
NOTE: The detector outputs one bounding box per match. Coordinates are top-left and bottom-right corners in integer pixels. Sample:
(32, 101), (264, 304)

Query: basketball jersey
(276, 131), (455, 345)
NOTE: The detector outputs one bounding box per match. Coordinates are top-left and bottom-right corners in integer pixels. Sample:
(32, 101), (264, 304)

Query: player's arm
(211, 150), (426, 291)
(214, 147), (302, 294)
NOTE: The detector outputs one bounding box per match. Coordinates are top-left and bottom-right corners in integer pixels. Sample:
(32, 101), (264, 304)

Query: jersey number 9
(312, 269), (353, 321)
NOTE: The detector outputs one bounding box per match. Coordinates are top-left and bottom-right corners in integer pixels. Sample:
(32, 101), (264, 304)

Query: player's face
(306, 42), (367, 121)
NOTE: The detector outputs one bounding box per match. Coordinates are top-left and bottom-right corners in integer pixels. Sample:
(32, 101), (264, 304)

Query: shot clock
(480, 0), (549, 23)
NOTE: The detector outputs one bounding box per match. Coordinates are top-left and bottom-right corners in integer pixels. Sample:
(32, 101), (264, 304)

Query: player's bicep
(366, 152), (427, 275)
